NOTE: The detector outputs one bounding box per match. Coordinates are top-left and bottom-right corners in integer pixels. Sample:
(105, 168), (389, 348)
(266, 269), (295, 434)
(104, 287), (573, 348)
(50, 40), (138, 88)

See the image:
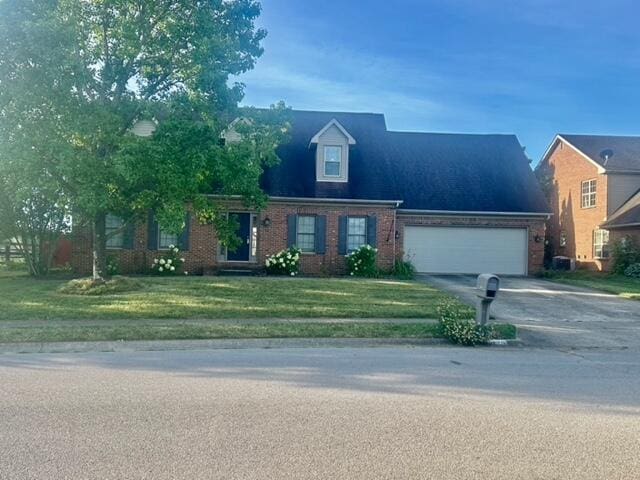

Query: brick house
(538, 134), (640, 270)
(72, 110), (549, 276)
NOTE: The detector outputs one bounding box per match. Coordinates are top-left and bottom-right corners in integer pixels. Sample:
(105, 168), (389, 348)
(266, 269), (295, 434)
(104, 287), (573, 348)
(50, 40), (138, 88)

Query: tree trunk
(92, 213), (107, 281)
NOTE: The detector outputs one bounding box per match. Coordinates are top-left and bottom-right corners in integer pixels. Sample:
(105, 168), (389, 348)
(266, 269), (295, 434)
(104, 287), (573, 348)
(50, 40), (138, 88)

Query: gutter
(397, 209), (552, 219)
(207, 194), (403, 207)
(269, 196), (403, 207)
(601, 222), (640, 229)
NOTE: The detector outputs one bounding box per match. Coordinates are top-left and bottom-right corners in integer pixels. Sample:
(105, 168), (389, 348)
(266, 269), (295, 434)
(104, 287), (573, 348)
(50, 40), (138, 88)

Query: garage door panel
(403, 226), (527, 275)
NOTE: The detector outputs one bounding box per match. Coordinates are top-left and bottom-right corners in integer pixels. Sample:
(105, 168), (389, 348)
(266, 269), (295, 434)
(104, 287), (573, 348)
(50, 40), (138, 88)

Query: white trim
(310, 119), (356, 145)
(397, 209), (550, 218)
(539, 135), (606, 173)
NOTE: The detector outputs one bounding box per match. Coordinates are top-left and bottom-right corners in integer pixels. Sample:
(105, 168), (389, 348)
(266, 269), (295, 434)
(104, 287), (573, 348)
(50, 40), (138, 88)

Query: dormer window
(323, 146), (342, 177)
(311, 119), (355, 183)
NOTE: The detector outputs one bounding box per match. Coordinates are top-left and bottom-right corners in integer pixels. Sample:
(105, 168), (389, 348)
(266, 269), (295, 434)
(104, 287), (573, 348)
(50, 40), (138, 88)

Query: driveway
(423, 275), (640, 349)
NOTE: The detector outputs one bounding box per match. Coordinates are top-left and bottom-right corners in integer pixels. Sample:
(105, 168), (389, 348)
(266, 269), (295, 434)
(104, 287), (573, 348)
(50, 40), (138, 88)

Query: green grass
(0, 272), (460, 321)
(0, 321), (517, 344)
(542, 270), (640, 300)
(0, 272), (517, 343)
(0, 322), (444, 343)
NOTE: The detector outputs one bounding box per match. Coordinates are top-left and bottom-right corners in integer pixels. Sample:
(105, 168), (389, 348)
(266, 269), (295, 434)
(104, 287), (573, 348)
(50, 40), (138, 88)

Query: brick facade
(72, 201), (546, 276)
(395, 214), (546, 275)
(543, 141), (610, 270)
(71, 202), (397, 276)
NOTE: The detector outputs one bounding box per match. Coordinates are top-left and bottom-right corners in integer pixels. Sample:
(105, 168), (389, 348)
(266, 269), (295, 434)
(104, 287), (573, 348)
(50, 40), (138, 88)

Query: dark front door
(227, 213), (251, 261)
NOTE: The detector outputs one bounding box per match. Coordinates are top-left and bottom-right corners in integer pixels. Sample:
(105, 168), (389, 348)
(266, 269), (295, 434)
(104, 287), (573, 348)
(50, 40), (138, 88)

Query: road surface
(1, 346), (639, 479)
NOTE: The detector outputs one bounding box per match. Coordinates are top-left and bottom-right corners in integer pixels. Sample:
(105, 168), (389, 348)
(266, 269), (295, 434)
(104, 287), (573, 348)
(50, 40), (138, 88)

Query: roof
(261, 110), (549, 214)
(559, 134), (640, 173)
(602, 188), (640, 228)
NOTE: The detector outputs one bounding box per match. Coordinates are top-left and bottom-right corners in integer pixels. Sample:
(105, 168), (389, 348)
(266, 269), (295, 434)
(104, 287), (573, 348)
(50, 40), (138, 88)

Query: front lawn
(542, 270), (640, 300)
(0, 272), (459, 321)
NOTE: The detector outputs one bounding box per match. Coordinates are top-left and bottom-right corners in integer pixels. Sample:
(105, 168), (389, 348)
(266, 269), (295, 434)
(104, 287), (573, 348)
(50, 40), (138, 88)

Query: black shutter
(315, 215), (327, 254)
(367, 215), (377, 247)
(147, 211), (158, 250)
(287, 215), (297, 248)
(178, 212), (191, 251)
(123, 221), (136, 250)
(338, 216), (348, 255)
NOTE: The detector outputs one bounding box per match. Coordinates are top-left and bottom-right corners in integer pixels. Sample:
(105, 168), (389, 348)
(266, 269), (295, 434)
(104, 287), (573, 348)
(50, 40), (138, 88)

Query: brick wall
(395, 214), (546, 275)
(71, 202), (397, 276)
(544, 141), (609, 270)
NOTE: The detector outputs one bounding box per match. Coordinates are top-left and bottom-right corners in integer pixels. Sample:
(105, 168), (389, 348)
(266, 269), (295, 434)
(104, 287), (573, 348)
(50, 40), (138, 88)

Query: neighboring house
(538, 134), (640, 270)
(71, 110), (549, 276)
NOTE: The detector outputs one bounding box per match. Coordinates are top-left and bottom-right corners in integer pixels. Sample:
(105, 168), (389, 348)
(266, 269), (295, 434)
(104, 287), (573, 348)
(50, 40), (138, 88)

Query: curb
(0, 337), (452, 354)
(488, 338), (523, 347)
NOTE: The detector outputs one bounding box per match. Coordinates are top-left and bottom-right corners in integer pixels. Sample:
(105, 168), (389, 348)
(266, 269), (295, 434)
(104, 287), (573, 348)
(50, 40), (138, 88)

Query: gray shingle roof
(602, 188), (640, 228)
(261, 110), (549, 214)
(560, 134), (640, 172)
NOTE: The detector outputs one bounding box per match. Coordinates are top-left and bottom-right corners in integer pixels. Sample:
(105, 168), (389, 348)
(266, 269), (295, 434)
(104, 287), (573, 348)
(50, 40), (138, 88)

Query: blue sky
(238, 0), (640, 163)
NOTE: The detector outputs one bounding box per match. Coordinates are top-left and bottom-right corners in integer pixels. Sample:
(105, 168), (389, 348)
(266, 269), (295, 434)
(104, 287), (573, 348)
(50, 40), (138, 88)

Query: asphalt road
(2, 346), (639, 479)
(423, 275), (640, 348)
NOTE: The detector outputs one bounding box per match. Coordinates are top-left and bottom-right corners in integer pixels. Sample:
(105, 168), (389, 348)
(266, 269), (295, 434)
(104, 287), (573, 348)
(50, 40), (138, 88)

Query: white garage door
(403, 226), (528, 275)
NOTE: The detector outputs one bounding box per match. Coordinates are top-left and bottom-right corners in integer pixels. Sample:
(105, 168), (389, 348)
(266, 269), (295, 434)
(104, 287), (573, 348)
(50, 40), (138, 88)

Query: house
(71, 110), (549, 276)
(538, 134), (640, 270)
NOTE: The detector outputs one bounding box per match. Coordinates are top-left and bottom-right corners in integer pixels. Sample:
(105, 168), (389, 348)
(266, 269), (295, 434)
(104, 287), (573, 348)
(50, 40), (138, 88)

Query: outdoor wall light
(395, 230), (400, 240)
(534, 234), (543, 243)
(262, 217), (272, 227)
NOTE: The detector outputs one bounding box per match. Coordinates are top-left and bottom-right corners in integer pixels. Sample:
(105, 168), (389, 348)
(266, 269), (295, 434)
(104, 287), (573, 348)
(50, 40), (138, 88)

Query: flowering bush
(265, 247), (300, 276)
(346, 244), (378, 277)
(151, 245), (186, 275)
(436, 299), (491, 346)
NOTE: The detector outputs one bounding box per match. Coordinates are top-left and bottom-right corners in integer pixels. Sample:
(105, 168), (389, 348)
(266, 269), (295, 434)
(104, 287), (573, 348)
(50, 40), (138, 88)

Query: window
(296, 216), (316, 252)
(593, 229), (610, 259)
(323, 146), (342, 177)
(581, 179), (597, 208)
(159, 228), (178, 250)
(347, 217), (367, 252)
(106, 214), (124, 249)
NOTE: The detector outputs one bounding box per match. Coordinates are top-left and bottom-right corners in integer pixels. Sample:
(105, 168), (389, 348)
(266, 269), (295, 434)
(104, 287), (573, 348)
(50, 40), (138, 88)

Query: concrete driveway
(423, 275), (640, 349)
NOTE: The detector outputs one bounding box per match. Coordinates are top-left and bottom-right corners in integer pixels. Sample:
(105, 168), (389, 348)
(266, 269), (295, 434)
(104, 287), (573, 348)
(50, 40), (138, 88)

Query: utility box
(475, 274), (500, 325)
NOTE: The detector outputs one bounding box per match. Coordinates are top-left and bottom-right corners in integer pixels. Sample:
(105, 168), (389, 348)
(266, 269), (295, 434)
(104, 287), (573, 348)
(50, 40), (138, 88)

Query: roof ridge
(388, 130), (516, 137)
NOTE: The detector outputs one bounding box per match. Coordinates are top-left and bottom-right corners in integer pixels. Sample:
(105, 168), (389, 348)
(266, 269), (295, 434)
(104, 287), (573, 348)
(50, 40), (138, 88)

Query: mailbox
(476, 274), (500, 299)
(475, 274), (500, 325)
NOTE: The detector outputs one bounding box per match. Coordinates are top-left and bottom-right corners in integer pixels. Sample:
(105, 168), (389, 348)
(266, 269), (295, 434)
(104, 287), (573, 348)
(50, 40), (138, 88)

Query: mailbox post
(475, 274), (500, 326)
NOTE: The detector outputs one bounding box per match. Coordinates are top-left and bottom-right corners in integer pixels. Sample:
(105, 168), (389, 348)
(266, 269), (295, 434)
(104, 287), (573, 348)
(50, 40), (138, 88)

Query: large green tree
(0, 0), (288, 280)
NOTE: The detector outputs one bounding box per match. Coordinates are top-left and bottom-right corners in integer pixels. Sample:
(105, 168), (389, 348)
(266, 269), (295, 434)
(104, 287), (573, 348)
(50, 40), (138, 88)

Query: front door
(227, 213), (251, 261)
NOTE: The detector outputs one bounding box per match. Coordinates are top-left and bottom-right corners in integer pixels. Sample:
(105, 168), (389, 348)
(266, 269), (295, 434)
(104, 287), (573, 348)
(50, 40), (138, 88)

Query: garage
(403, 226), (528, 275)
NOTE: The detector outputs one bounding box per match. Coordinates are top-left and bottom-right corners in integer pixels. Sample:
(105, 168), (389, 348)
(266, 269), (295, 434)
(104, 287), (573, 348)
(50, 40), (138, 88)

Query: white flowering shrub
(265, 247), (300, 276)
(151, 245), (186, 276)
(436, 299), (491, 346)
(346, 244), (378, 277)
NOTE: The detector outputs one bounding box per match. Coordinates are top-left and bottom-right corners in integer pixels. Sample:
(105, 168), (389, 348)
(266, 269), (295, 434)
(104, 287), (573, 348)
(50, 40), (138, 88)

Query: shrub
(151, 245), (185, 275)
(346, 245), (378, 277)
(58, 276), (143, 295)
(106, 255), (120, 276)
(391, 260), (416, 280)
(624, 263), (640, 279)
(265, 247), (300, 276)
(436, 299), (491, 346)
(612, 236), (640, 274)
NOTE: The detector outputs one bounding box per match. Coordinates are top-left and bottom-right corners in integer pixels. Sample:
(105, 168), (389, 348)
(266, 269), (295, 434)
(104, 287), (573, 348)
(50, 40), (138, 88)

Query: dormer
(310, 119), (356, 183)
(221, 117), (253, 144)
